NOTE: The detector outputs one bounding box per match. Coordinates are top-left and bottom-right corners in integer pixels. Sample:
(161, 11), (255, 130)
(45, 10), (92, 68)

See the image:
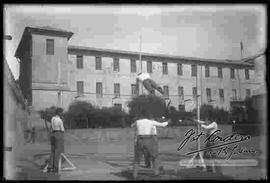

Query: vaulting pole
(139, 32), (143, 95)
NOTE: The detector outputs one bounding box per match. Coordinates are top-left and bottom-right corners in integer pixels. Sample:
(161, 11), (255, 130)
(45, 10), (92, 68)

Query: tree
(192, 104), (230, 124)
(127, 94), (167, 119)
(244, 97), (257, 123)
(64, 101), (95, 129)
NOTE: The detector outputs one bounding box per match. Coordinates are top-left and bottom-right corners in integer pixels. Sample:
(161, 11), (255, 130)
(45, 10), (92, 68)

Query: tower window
(46, 39), (54, 55)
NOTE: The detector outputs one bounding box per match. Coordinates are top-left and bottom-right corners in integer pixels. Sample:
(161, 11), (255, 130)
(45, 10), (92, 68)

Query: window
(231, 68), (235, 79)
(246, 89), (251, 98)
(218, 67), (223, 78)
(114, 83), (120, 98)
(232, 89), (237, 100)
(191, 64), (197, 77)
(131, 84), (138, 97)
(76, 55), (83, 69)
(163, 86), (169, 98)
(205, 65), (210, 77)
(147, 61), (152, 73)
(113, 57), (119, 72)
(245, 69), (250, 80)
(96, 82), (103, 98)
(162, 62), (168, 75)
(130, 59), (136, 73)
(178, 86), (184, 100)
(46, 39), (54, 55)
(177, 63), (183, 76)
(95, 56), (102, 70)
(219, 89), (224, 102)
(77, 81), (84, 96)
(192, 87), (197, 99)
(130, 59), (137, 73)
(206, 88), (211, 101)
(178, 104), (185, 111)
(114, 103), (122, 110)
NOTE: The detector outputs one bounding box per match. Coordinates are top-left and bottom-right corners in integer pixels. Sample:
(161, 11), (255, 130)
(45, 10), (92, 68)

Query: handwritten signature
(177, 129), (257, 159)
(204, 144), (258, 159)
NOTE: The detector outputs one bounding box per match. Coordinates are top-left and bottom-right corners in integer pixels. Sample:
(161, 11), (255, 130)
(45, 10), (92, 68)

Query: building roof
(68, 45), (256, 67)
(15, 26), (74, 57)
(35, 26), (71, 33)
(241, 53), (265, 63)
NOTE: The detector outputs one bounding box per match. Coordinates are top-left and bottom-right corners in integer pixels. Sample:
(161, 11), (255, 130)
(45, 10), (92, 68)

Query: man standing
(197, 118), (222, 174)
(131, 112), (170, 179)
(136, 72), (164, 95)
(30, 127), (36, 143)
(48, 108), (65, 173)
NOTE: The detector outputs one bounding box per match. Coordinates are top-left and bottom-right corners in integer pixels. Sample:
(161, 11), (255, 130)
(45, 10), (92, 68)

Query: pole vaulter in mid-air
(136, 72), (165, 95)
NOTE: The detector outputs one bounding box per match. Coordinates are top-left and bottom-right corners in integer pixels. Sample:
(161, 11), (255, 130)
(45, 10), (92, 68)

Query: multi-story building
(15, 26), (262, 112)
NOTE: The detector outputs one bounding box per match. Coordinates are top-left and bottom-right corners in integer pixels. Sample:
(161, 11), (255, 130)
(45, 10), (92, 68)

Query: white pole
(139, 31), (143, 95)
(139, 32), (142, 70)
(196, 64), (200, 148)
(200, 65), (203, 105)
(240, 41), (244, 60)
(196, 65), (200, 121)
(57, 61), (61, 107)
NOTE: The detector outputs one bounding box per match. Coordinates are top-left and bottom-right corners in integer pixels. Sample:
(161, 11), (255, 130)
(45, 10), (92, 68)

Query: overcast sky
(4, 4), (266, 79)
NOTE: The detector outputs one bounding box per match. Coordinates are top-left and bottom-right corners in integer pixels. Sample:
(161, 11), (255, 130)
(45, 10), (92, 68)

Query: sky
(4, 4), (267, 80)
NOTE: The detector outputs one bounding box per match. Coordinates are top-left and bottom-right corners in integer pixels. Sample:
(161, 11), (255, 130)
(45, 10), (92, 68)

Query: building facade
(4, 58), (30, 179)
(15, 26), (262, 112)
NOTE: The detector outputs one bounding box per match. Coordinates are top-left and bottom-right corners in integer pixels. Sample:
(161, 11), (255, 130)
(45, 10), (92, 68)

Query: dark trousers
(143, 79), (164, 95)
(144, 135), (158, 167)
(48, 131), (64, 172)
(133, 135), (159, 177)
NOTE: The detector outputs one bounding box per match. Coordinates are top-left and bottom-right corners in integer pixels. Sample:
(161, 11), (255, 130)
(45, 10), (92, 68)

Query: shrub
(128, 94), (167, 119)
(230, 97), (258, 123)
(63, 101), (129, 129)
(169, 110), (196, 126)
(63, 101), (96, 129)
(192, 104), (230, 124)
(38, 106), (64, 132)
(38, 106), (63, 123)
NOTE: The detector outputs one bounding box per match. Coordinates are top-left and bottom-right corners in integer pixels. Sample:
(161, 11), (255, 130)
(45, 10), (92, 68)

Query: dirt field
(15, 129), (267, 180)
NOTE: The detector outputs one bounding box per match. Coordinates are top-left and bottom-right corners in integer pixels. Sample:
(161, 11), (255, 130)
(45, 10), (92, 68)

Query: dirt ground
(14, 132), (267, 180)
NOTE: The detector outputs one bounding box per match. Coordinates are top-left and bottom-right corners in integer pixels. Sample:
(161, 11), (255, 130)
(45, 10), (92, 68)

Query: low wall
(36, 125), (233, 144)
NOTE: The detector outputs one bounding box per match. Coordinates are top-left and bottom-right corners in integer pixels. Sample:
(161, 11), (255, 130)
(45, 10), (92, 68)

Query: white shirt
(131, 118), (168, 135)
(51, 115), (65, 132)
(151, 126), (157, 135)
(201, 121), (218, 134)
(137, 73), (151, 82)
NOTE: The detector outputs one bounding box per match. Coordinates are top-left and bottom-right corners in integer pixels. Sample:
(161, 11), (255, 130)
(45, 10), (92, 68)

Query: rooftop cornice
(68, 45), (256, 67)
(26, 26), (74, 40)
(15, 26), (74, 57)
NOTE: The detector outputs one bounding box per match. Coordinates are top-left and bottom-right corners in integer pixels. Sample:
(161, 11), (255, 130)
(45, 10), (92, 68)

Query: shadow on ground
(112, 167), (234, 180)
(16, 164), (60, 180)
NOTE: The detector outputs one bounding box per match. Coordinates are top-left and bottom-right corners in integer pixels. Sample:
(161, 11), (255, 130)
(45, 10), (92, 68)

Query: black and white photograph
(3, 4), (267, 180)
